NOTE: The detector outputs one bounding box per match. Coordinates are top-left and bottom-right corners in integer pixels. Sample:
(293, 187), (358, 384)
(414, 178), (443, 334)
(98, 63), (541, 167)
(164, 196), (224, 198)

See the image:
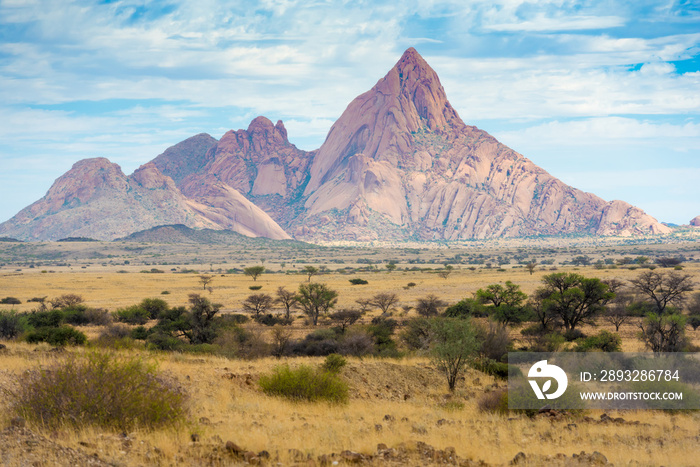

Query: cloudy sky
(1, 0), (698, 225)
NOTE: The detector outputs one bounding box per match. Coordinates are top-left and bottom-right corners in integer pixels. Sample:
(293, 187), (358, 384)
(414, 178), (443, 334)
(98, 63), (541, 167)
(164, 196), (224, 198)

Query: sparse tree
(368, 292), (399, 314)
(525, 261), (537, 275)
(429, 317), (479, 392)
(242, 293), (274, 318)
(603, 290), (634, 332)
(639, 313), (687, 352)
(385, 263), (397, 273)
(329, 309), (363, 333)
(437, 265), (453, 279)
(50, 294), (84, 309)
(271, 325), (292, 358)
(243, 266), (265, 282)
(476, 281), (527, 308)
(303, 265), (319, 282)
(275, 287), (298, 320)
(630, 271), (694, 314)
(416, 294), (447, 317)
(199, 274), (214, 290)
(476, 281), (528, 325)
(297, 282), (338, 325)
(184, 294), (221, 344)
(535, 272), (614, 332)
(355, 298), (373, 313)
(656, 257), (683, 268)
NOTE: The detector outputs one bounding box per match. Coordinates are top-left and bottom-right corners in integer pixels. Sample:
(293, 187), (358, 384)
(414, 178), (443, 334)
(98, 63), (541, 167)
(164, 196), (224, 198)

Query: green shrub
(139, 298), (169, 319)
(113, 305), (150, 325)
(249, 285), (263, 291)
(471, 358), (510, 380)
(63, 305), (112, 326)
(259, 364), (348, 404)
(146, 332), (185, 351)
(444, 299), (486, 318)
(322, 353), (347, 373)
(0, 310), (26, 339)
(5, 352), (188, 430)
(25, 326), (87, 346)
(131, 326), (149, 340)
(0, 297), (21, 305)
(348, 278), (368, 285)
(574, 330), (622, 352)
(26, 310), (64, 328)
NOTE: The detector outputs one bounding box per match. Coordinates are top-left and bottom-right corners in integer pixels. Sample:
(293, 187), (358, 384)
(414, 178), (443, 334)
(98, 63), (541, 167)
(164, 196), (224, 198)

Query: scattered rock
(225, 441), (244, 455)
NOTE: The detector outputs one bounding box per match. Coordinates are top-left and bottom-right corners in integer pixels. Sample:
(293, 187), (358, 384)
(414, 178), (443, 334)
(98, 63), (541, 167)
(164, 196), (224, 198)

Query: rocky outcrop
(175, 116), (314, 230)
(691, 216), (700, 227)
(0, 158), (289, 241)
(151, 133), (218, 184)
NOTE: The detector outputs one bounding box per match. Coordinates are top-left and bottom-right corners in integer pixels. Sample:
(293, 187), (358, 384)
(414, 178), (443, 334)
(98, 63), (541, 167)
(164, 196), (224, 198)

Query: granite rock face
(294, 48), (670, 240)
(0, 158), (289, 241)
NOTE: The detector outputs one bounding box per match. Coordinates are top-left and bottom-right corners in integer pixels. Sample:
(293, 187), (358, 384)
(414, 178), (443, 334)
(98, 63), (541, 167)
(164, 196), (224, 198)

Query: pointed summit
(305, 47), (464, 193)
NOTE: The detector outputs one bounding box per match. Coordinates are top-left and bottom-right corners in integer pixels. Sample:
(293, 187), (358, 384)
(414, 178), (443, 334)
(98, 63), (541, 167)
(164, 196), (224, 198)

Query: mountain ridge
(0, 47), (671, 242)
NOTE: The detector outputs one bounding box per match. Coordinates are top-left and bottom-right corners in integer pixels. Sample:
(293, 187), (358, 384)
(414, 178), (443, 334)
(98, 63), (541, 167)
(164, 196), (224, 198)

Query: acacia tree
(535, 272), (614, 332)
(603, 290), (634, 332)
(303, 265), (319, 282)
(243, 266), (265, 282)
(630, 271), (694, 314)
(242, 293), (274, 319)
(198, 275), (214, 290)
(275, 286), (298, 320)
(297, 282), (338, 325)
(368, 292), (399, 314)
(416, 294), (447, 317)
(429, 318), (479, 392)
(329, 309), (363, 334)
(476, 281), (528, 325)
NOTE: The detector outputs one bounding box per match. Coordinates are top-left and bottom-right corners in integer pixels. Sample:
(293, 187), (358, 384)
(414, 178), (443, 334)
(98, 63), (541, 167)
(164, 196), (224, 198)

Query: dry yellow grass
(1, 239), (700, 465)
(2, 345), (700, 466)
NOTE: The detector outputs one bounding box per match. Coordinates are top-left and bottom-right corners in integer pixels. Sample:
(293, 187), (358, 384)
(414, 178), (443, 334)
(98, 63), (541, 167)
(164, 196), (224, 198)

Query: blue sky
(0, 0), (698, 226)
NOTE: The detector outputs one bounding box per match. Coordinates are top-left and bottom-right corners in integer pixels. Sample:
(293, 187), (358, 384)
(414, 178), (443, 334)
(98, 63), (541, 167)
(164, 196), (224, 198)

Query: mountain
(290, 48), (670, 241)
(691, 216), (700, 227)
(0, 47), (670, 242)
(0, 158), (290, 241)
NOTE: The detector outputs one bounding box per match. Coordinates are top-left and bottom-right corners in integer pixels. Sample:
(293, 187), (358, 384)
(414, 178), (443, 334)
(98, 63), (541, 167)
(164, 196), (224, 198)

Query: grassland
(1, 234), (700, 465)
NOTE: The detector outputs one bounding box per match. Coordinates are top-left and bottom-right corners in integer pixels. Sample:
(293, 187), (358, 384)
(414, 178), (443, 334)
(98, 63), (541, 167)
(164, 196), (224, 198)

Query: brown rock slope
(295, 48), (670, 241)
(0, 158), (289, 241)
(691, 216), (700, 227)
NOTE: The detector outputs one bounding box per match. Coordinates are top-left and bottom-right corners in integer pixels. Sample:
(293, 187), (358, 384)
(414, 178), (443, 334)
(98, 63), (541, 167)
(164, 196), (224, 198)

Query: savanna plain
(1, 232), (700, 466)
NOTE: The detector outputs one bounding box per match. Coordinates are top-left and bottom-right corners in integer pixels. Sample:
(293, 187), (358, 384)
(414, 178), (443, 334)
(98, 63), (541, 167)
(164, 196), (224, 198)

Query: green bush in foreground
(259, 364), (349, 404)
(5, 352), (188, 430)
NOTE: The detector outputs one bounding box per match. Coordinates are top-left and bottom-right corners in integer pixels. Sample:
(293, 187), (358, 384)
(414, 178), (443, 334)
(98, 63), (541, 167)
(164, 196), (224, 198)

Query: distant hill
(0, 237), (22, 242)
(116, 224), (315, 248)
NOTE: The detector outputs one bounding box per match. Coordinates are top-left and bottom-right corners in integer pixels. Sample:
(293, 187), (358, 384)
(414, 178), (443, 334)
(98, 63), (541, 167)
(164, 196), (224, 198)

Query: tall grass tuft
(259, 364), (349, 404)
(5, 351), (188, 430)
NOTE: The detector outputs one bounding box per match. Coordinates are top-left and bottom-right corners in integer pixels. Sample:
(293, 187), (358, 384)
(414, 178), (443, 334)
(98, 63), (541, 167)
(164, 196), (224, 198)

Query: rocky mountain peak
(305, 48), (464, 194)
(691, 215), (700, 227)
